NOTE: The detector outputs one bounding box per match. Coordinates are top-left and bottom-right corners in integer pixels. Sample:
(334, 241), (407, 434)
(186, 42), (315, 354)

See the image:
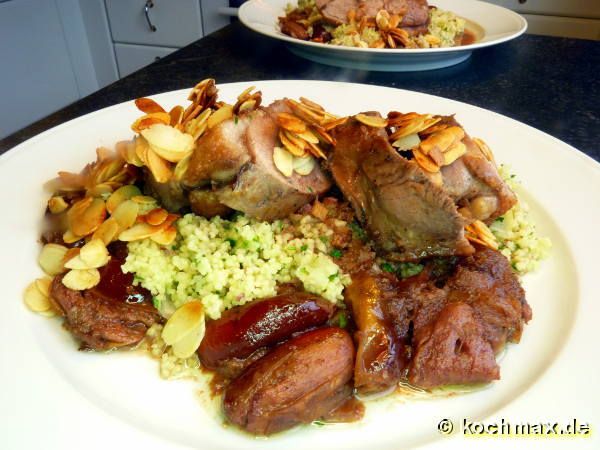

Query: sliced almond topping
(473, 137), (496, 166)
(286, 99), (324, 125)
(279, 130), (306, 157)
(112, 199), (139, 230)
(141, 124), (194, 162)
(321, 116), (348, 131)
(24, 280), (52, 313)
(162, 301), (205, 357)
(277, 113), (307, 134)
(135, 97), (166, 114)
(118, 222), (167, 242)
(299, 97), (325, 112)
(293, 155), (316, 176)
(312, 126), (335, 147)
(63, 229), (82, 244)
(106, 185), (142, 214)
(68, 197), (106, 237)
(79, 238), (110, 268)
(48, 196), (69, 214)
(169, 105), (184, 128)
(38, 243), (68, 276)
(207, 104), (234, 129)
(412, 149), (440, 173)
(305, 141), (327, 159)
(355, 114), (388, 128)
(465, 220), (499, 250)
(145, 147), (173, 183)
(442, 141), (467, 166)
(92, 217), (120, 245)
(391, 133), (421, 150)
(145, 208), (168, 226)
(273, 146), (294, 177)
(62, 269), (101, 290)
(419, 126), (465, 155)
(150, 226), (177, 246)
(131, 112), (171, 133)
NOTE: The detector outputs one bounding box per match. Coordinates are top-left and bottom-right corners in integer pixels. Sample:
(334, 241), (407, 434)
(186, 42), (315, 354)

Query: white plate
(238, 0), (527, 71)
(1, 81), (599, 450)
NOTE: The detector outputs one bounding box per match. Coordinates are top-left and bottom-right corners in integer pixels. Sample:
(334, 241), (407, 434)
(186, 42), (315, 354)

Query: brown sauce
(461, 29), (476, 46)
(322, 397), (365, 423)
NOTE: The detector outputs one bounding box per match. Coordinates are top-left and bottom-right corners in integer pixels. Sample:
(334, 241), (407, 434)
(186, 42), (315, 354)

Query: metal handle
(144, 0), (157, 32)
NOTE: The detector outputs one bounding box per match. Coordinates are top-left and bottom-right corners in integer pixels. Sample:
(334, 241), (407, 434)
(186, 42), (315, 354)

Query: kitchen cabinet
(114, 43), (178, 78)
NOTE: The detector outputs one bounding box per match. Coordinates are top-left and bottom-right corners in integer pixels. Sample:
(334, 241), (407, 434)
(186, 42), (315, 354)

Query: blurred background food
(1, 0), (598, 140)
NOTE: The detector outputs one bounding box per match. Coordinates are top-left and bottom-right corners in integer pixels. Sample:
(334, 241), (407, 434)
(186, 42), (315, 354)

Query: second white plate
(239, 0), (527, 71)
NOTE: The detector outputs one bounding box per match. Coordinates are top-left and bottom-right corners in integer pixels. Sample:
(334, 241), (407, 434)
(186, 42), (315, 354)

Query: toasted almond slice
(237, 99), (256, 113)
(106, 185), (142, 214)
(48, 196), (69, 214)
(355, 113), (388, 128)
(295, 129), (319, 144)
(141, 124), (194, 162)
(412, 149), (440, 173)
(24, 280), (51, 312)
(68, 197), (106, 237)
(277, 113), (307, 134)
(173, 155), (190, 182)
(419, 122), (448, 136)
(236, 86), (256, 101)
(145, 208), (168, 226)
(132, 195), (157, 205)
(35, 277), (52, 298)
(184, 108), (211, 140)
(305, 141), (327, 159)
(162, 301), (205, 345)
(312, 126), (335, 147)
(116, 139), (144, 167)
(131, 112), (171, 133)
(92, 217), (120, 245)
(299, 97), (325, 112)
(62, 269), (101, 290)
(321, 116), (348, 131)
(442, 141), (467, 166)
(273, 146), (294, 177)
(146, 147), (173, 183)
(87, 183), (114, 198)
(207, 104), (234, 129)
(283, 129), (309, 149)
(472, 137), (496, 165)
(420, 126), (465, 155)
(135, 97), (166, 114)
(279, 130), (306, 157)
(118, 222), (166, 241)
(150, 226), (177, 245)
(171, 317), (206, 358)
(63, 229), (82, 244)
(169, 105), (184, 127)
(112, 199), (139, 229)
(286, 99), (324, 125)
(311, 200), (328, 221)
(293, 155), (316, 175)
(429, 147), (445, 166)
(38, 243), (68, 276)
(392, 133), (421, 150)
(63, 255), (90, 270)
(79, 238), (110, 268)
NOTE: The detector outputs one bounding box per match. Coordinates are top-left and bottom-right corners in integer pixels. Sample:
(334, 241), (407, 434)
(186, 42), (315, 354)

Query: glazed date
(198, 292), (335, 370)
(223, 327), (355, 435)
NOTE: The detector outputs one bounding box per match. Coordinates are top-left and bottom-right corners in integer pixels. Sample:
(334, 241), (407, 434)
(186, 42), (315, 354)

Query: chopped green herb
(308, 186), (314, 193)
(300, 244), (308, 251)
(328, 271), (339, 281)
(313, 420), (325, 427)
(381, 262), (395, 273)
(338, 312), (347, 329)
(234, 115), (239, 125)
(348, 221), (367, 240)
(398, 262), (424, 279)
(319, 236), (329, 244)
(287, 245), (297, 252)
(225, 238), (236, 248)
(495, 216), (504, 223)
(329, 248), (343, 259)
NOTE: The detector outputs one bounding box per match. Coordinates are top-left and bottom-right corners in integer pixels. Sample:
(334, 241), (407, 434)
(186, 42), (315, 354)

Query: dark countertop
(1, 21), (599, 161)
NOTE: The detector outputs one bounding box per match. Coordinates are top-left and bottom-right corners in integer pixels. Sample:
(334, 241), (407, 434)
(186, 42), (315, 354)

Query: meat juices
(223, 327), (356, 435)
(198, 292), (335, 375)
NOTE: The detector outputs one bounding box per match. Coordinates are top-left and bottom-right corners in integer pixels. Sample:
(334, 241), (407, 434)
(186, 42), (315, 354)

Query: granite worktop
(1, 21), (598, 161)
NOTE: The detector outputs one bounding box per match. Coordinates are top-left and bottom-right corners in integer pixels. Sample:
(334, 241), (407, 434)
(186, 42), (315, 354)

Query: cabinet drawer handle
(144, 0), (157, 32)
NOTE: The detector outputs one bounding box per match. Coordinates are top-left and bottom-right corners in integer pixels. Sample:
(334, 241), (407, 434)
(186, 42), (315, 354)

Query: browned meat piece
(345, 271), (405, 395)
(217, 104), (331, 221)
(401, 0), (429, 26)
(384, 247), (531, 388)
(50, 251), (160, 350)
(198, 292), (335, 372)
(317, 0), (428, 27)
(331, 116), (473, 261)
(182, 115), (251, 187)
(408, 302), (500, 388)
(400, 22), (429, 36)
(447, 246), (531, 351)
(188, 189), (232, 218)
(223, 327), (355, 435)
(439, 117), (517, 222)
(279, 17), (309, 40)
(143, 172), (189, 212)
(316, 0), (358, 25)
